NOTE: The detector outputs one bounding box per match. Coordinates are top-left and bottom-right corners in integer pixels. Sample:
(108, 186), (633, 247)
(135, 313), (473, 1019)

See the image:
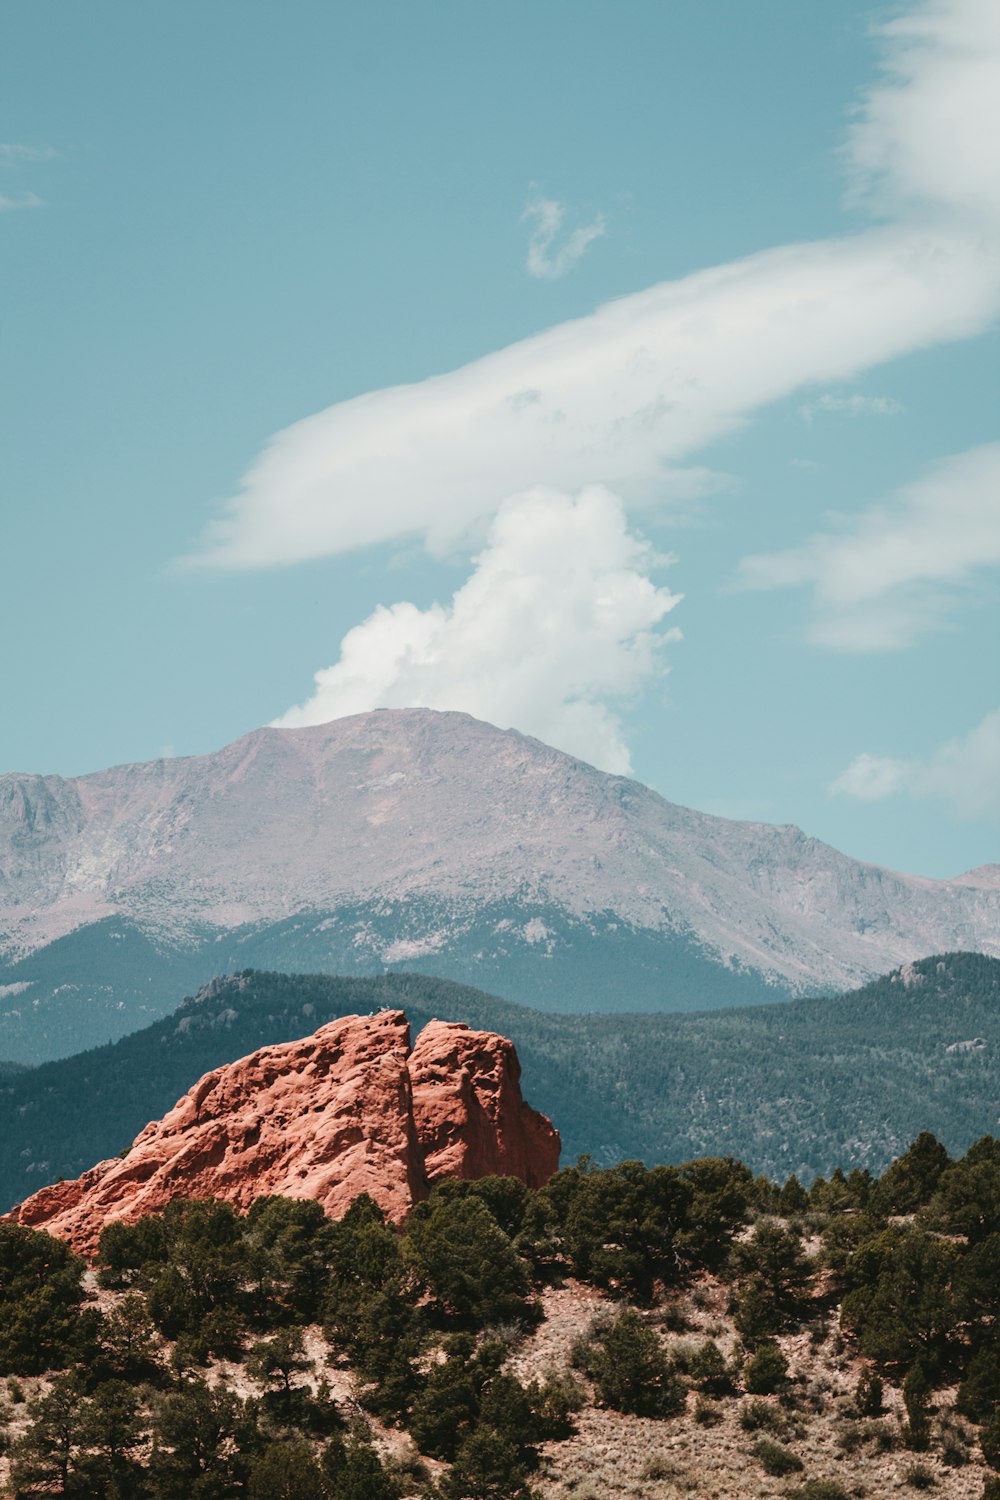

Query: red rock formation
(8, 1010), (559, 1256)
(410, 1020), (560, 1189)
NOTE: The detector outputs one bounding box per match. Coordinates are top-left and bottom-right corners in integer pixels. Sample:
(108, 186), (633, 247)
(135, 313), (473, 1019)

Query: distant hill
(2, 952), (998, 1213)
(3, 709), (999, 1062)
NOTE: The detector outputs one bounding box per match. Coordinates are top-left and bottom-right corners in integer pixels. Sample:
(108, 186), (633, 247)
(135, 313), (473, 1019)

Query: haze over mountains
(1, 708), (998, 1061)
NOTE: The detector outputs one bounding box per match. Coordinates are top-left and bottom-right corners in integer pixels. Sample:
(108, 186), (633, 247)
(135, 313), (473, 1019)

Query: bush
(586, 1311), (686, 1418)
(743, 1344), (788, 1395)
(788, 1484), (851, 1500)
(739, 1397), (784, 1433)
(856, 1368), (884, 1415)
(754, 1437), (803, 1476)
(903, 1462), (937, 1489)
(694, 1395), (723, 1425)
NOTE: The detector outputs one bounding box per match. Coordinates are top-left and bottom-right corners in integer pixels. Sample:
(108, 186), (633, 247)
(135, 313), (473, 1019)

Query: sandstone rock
(410, 1019), (560, 1189)
(8, 1009), (559, 1255)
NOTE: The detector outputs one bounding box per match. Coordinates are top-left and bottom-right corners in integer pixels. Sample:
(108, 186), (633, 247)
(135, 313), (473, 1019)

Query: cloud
(831, 708), (1000, 820)
(0, 192), (43, 213)
(272, 487), (681, 774)
(190, 227), (1000, 571)
(188, 0), (1000, 574)
(522, 192), (607, 280)
(844, 0), (1000, 224)
(799, 392), (904, 423)
(736, 443), (1000, 650)
(0, 144), (56, 165)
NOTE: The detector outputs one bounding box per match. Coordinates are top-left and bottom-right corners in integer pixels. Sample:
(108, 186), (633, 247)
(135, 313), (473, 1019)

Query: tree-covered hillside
(0, 953), (997, 1214)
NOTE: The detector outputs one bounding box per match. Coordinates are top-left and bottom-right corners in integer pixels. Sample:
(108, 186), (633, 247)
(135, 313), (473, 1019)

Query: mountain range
(2, 708), (998, 1061)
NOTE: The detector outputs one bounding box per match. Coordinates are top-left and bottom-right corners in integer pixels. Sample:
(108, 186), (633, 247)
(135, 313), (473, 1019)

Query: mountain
(2, 709), (998, 1060)
(1, 953), (997, 1212)
(8, 1009), (559, 1255)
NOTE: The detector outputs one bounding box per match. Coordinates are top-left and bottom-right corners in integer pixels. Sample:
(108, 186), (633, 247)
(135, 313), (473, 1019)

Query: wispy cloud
(0, 192), (43, 213)
(189, 0), (1000, 769)
(188, 0), (1000, 574)
(831, 708), (1000, 821)
(0, 144), (56, 166)
(189, 230), (1000, 571)
(522, 192), (607, 280)
(272, 487), (680, 775)
(737, 443), (1000, 651)
(799, 392), (904, 423)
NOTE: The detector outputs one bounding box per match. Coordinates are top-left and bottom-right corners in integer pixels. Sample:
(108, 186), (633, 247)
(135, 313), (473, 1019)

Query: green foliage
(0, 1222), (87, 1375)
(148, 1379), (257, 1498)
(871, 1133), (951, 1215)
(248, 1439), (326, 1500)
(855, 1369), (884, 1417)
(754, 1436), (804, 1475)
(559, 1160), (693, 1299)
(924, 1137), (1000, 1244)
(983, 1408), (1000, 1472)
(743, 1344), (788, 1395)
(840, 1227), (959, 1377)
(404, 1193), (532, 1325)
(583, 1310), (686, 1418)
(322, 1437), (402, 1500)
(730, 1219), (813, 1346)
(957, 1339), (1000, 1422)
(689, 1339), (735, 1396)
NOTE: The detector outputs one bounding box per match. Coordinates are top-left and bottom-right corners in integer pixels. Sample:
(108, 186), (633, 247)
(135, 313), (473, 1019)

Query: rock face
(8, 1010), (560, 1256)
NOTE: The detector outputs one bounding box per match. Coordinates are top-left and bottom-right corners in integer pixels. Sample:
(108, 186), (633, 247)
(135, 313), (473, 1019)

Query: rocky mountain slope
(7, 1009), (559, 1254)
(1, 954), (997, 1213)
(1, 709), (997, 1058)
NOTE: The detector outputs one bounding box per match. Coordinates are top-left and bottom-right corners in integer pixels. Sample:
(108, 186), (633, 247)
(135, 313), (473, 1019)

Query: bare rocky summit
(7, 1008), (559, 1255)
(1, 708), (998, 1018)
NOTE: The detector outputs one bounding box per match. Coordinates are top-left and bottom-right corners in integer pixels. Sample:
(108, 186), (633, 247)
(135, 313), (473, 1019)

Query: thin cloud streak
(832, 708), (1000, 821)
(799, 393), (904, 423)
(737, 443), (1000, 651)
(0, 192), (43, 212)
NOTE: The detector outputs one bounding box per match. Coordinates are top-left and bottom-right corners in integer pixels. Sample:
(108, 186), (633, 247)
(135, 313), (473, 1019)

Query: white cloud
(737, 443), (1000, 650)
(799, 392), (904, 423)
(188, 0), (1000, 574)
(832, 708), (1000, 820)
(0, 144), (56, 165)
(844, 0), (1000, 224)
(522, 192), (607, 280)
(190, 226), (1000, 571)
(0, 192), (43, 213)
(272, 487), (681, 774)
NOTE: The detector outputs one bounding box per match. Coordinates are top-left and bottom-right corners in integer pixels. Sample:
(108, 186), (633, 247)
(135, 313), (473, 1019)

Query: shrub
(694, 1395), (723, 1425)
(739, 1397), (784, 1433)
(744, 1344), (788, 1395)
(903, 1462), (937, 1489)
(754, 1437), (804, 1476)
(586, 1311), (686, 1418)
(856, 1368), (884, 1415)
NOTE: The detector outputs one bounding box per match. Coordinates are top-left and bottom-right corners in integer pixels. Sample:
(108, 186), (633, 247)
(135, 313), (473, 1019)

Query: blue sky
(2, 0), (997, 879)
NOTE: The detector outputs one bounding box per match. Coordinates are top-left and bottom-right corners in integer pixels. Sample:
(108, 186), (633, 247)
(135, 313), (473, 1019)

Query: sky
(1, 0), (997, 880)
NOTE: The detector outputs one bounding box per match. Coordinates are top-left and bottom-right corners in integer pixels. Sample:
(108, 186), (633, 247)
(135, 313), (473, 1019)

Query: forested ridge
(1, 953), (998, 1212)
(1, 1135), (1000, 1497)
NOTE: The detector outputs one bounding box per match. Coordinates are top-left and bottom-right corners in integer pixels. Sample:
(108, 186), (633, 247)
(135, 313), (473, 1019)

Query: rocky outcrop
(410, 1020), (560, 1189)
(8, 1010), (559, 1256)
